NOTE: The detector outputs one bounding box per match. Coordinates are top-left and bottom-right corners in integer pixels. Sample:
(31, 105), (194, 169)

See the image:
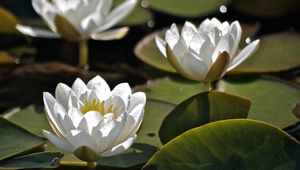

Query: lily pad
(159, 91), (251, 144)
(217, 76), (300, 128)
(135, 77), (205, 104)
(134, 29), (176, 73)
(144, 119), (300, 170)
(117, 0), (152, 26)
(0, 6), (20, 34)
(4, 106), (51, 137)
(232, 0), (300, 17)
(0, 117), (46, 161)
(148, 0), (231, 17)
(0, 152), (63, 169)
(231, 32), (300, 74)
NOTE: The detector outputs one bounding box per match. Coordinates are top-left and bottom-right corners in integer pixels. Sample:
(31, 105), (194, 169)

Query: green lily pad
(159, 91), (251, 144)
(135, 77), (205, 104)
(232, 0), (300, 17)
(231, 32), (300, 74)
(144, 119), (300, 170)
(135, 24), (260, 74)
(4, 106), (51, 137)
(148, 0), (231, 17)
(117, 1), (152, 26)
(134, 29), (176, 73)
(0, 152), (63, 169)
(96, 143), (158, 168)
(217, 76), (300, 128)
(0, 6), (20, 34)
(0, 117), (46, 161)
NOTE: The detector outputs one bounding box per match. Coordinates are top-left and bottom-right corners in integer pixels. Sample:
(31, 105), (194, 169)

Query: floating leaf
(0, 117), (46, 161)
(217, 76), (300, 128)
(4, 106), (50, 137)
(0, 152), (63, 169)
(293, 102), (300, 119)
(96, 143), (158, 168)
(134, 29), (176, 73)
(232, 0), (300, 17)
(148, 0), (231, 17)
(0, 6), (20, 34)
(135, 77), (205, 104)
(231, 32), (300, 74)
(117, 0), (152, 26)
(145, 119), (300, 170)
(159, 91), (251, 144)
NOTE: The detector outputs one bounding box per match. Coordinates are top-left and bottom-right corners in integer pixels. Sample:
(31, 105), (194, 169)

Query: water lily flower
(16, 0), (137, 41)
(155, 18), (260, 82)
(43, 76), (145, 162)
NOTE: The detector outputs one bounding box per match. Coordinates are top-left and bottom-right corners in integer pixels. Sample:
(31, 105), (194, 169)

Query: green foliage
(145, 119), (300, 170)
(159, 91), (251, 144)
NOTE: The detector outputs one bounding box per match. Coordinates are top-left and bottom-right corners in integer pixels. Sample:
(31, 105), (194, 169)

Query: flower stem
(203, 82), (212, 91)
(78, 40), (89, 69)
(87, 162), (96, 169)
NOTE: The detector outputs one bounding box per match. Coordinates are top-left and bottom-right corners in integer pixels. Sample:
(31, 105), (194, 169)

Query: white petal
(16, 25), (59, 38)
(189, 32), (209, 54)
(77, 117), (89, 133)
(91, 27), (128, 40)
(111, 83), (132, 106)
(68, 107), (83, 128)
(84, 111), (103, 134)
(98, 0), (113, 15)
(181, 52), (208, 80)
(72, 78), (87, 97)
(227, 40), (260, 71)
(43, 130), (73, 152)
(181, 21), (197, 45)
(98, 113), (127, 152)
(172, 39), (188, 60)
(43, 92), (63, 134)
(32, 0), (57, 30)
(166, 24), (180, 49)
(229, 21), (242, 56)
(55, 112), (75, 134)
(67, 130), (97, 150)
(211, 33), (234, 63)
(198, 38), (214, 67)
(198, 18), (221, 33)
(87, 75), (111, 101)
(53, 102), (67, 118)
(155, 36), (167, 57)
(68, 90), (81, 109)
(113, 104), (144, 145)
(97, 0), (137, 32)
(101, 134), (136, 157)
(128, 92), (146, 112)
(104, 95), (126, 117)
(55, 83), (71, 110)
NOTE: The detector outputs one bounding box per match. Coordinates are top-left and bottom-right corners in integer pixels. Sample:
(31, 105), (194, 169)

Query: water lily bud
(156, 18), (260, 82)
(43, 76), (146, 162)
(17, 0), (136, 41)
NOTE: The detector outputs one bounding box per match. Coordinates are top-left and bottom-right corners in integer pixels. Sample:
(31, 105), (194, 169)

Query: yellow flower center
(81, 99), (116, 115)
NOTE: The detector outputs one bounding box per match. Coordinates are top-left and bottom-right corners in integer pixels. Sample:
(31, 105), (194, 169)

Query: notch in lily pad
(159, 91), (251, 144)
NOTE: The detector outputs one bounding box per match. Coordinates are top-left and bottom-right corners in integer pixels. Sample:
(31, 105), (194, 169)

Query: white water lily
(43, 76), (145, 162)
(155, 18), (260, 82)
(17, 0), (137, 41)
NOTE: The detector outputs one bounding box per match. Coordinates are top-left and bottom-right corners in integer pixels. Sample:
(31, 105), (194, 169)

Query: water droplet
(219, 5), (227, 13)
(147, 20), (155, 28)
(141, 0), (150, 8)
(246, 37), (251, 44)
(14, 58), (20, 64)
